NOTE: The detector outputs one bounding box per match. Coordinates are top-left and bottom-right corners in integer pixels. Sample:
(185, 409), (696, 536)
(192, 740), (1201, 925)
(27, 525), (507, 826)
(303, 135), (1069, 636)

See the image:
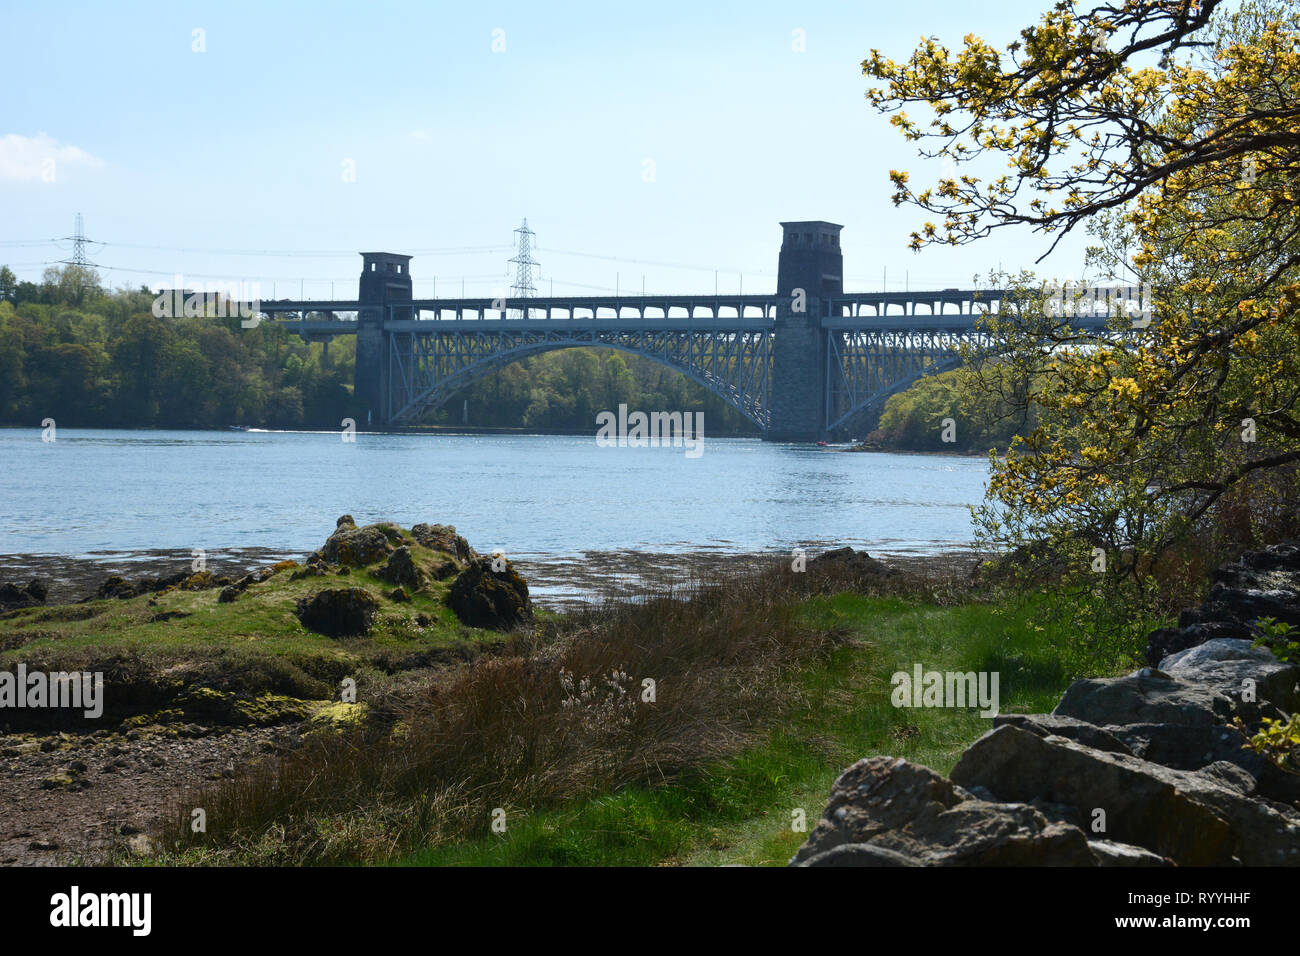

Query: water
(0, 429), (989, 561)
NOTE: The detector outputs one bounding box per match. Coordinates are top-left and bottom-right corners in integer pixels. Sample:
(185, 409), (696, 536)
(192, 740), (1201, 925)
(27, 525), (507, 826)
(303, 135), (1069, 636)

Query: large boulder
(446, 557), (531, 631)
(1159, 638), (1300, 714)
(411, 523), (477, 565)
(1053, 669), (1236, 727)
(790, 756), (1101, 867)
(318, 518), (394, 568)
(999, 704), (1300, 806)
(295, 587), (380, 637)
(950, 724), (1300, 866)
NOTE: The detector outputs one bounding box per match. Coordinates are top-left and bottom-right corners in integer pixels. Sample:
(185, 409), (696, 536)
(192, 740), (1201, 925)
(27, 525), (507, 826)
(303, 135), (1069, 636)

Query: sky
(2, 0), (1096, 301)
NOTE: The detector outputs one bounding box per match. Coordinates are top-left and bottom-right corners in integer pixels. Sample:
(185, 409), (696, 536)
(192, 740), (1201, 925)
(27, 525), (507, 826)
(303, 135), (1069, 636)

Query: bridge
(252, 221), (1109, 442)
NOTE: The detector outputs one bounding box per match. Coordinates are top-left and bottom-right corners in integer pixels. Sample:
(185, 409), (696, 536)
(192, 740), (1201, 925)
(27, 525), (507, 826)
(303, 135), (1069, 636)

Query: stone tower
(354, 252), (412, 426)
(766, 221), (843, 442)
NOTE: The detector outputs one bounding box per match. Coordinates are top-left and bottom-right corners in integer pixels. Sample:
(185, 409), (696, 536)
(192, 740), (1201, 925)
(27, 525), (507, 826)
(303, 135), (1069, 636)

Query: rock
(93, 575), (137, 600)
(411, 523), (477, 565)
(1202, 583), (1300, 628)
(319, 524), (394, 568)
(1144, 627), (1193, 667)
(992, 713), (1133, 756)
(789, 756), (1097, 866)
(218, 586), (241, 603)
(40, 773), (88, 792)
(295, 588), (381, 637)
(1243, 542), (1300, 572)
(1088, 840), (1172, 866)
(1143, 541), (1300, 664)
(378, 546), (424, 589)
(446, 557), (531, 631)
(388, 587), (410, 603)
(1053, 671), (1236, 727)
(807, 547), (893, 578)
(429, 558), (459, 581)
(1158, 638), (1300, 713)
(88, 569), (214, 602)
(950, 724), (1300, 866)
(0, 580), (47, 611)
(792, 844), (921, 867)
(1108, 721), (1254, 772)
(126, 833), (158, 857)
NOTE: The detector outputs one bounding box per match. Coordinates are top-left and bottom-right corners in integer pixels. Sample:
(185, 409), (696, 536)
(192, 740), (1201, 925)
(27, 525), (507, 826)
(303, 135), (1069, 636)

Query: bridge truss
(825, 327), (992, 434)
(386, 321), (773, 427)
(259, 290), (1132, 436)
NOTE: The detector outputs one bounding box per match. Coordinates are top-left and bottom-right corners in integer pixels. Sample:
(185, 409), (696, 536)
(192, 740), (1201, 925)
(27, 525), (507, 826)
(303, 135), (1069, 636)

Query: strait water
(0, 429), (990, 602)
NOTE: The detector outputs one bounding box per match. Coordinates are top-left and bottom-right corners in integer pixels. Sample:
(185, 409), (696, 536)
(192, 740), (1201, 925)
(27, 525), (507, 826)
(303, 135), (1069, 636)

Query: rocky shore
(791, 541), (1300, 866)
(0, 545), (983, 612)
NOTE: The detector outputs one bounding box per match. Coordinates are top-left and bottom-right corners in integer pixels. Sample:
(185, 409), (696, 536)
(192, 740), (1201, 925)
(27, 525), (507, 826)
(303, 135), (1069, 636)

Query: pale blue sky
(3, 0), (1090, 299)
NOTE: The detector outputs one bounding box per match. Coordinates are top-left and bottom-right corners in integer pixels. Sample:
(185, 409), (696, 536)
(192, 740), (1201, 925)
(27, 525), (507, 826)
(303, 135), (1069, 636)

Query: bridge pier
(354, 252), (412, 426)
(765, 221), (842, 443)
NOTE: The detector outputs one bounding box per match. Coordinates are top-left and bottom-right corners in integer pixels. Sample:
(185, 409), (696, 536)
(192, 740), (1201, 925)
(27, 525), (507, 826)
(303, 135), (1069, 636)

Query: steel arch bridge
(268, 292), (1117, 438)
(248, 223), (1130, 441)
(385, 318), (773, 427)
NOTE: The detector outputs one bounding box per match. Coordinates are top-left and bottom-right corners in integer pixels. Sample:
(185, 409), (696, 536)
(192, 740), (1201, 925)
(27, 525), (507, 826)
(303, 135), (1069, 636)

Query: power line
(98, 241), (513, 258)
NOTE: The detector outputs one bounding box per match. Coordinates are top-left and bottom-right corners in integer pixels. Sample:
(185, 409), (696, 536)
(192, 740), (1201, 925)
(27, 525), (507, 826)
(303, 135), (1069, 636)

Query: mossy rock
(310, 700), (367, 728)
(446, 557), (532, 631)
(319, 525), (394, 568)
(123, 709), (184, 728)
(176, 687), (318, 726)
(296, 587), (381, 637)
(411, 523), (477, 565)
(378, 547), (425, 589)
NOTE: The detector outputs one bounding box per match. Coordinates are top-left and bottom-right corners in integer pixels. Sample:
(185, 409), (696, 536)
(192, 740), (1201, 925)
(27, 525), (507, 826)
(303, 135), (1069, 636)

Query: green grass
(0, 531), (507, 671)
(0, 526), (520, 729)
(401, 592), (1076, 867)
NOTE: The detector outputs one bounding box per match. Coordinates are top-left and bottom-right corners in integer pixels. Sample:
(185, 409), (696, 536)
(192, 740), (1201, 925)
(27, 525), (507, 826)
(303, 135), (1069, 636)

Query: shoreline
(1, 544), (986, 611)
(0, 424), (1001, 458)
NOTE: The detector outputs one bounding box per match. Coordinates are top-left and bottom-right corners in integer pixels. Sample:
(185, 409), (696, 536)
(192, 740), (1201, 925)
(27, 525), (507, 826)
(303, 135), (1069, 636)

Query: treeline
(865, 364), (1036, 453)
(0, 265), (753, 433)
(0, 266), (355, 428)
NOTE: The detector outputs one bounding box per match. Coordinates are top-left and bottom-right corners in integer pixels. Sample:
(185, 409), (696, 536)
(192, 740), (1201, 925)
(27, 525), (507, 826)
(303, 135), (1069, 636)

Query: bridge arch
(387, 333), (772, 430)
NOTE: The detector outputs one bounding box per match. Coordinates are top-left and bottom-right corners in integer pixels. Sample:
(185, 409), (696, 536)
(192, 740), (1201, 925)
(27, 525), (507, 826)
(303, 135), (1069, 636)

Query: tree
(867, 0), (1300, 631)
(0, 266), (16, 303)
(41, 264), (103, 309)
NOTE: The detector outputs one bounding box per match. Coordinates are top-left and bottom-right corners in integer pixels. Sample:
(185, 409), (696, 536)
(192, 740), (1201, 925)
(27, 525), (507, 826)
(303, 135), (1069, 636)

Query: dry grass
(157, 555), (964, 864)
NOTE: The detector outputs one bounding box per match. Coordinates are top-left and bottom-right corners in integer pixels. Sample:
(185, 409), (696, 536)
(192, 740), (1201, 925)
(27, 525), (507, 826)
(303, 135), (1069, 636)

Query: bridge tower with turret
(766, 221), (842, 442)
(354, 252), (412, 425)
